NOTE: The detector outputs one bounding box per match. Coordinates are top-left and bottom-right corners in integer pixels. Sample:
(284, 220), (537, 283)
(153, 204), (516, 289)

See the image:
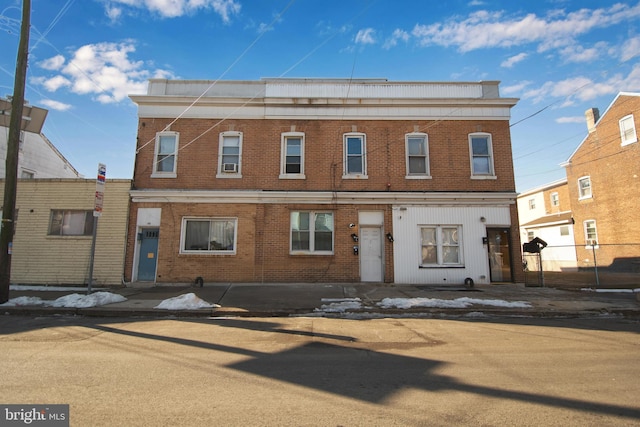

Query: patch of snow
(377, 297), (531, 309)
(10, 285), (107, 292)
(581, 288), (640, 293)
(316, 300), (363, 313)
(154, 293), (219, 310)
(1, 292), (126, 308)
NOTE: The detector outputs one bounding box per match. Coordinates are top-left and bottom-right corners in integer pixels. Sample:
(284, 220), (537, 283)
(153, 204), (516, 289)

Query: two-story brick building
(126, 78), (521, 285)
(563, 92), (640, 272)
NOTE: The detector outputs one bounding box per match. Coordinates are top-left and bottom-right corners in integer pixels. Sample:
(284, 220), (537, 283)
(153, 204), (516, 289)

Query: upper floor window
(280, 132), (305, 179)
(469, 133), (495, 178)
(550, 192), (559, 207)
(181, 217), (237, 254)
(218, 132), (242, 178)
(48, 210), (95, 236)
(405, 133), (430, 178)
(420, 225), (463, 267)
(343, 133), (367, 178)
(290, 211), (334, 254)
(578, 176), (592, 199)
(584, 219), (598, 248)
(619, 114), (637, 146)
(528, 198), (536, 210)
(152, 132), (178, 178)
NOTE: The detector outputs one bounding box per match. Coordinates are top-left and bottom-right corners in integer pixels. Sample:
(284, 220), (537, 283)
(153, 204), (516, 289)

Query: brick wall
(133, 118), (516, 192)
(566, 94), (640, 267)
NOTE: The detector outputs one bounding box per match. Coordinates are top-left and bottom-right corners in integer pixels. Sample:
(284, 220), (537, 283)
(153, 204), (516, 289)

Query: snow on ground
(315, 296), (531, 312)
(154, 293), (220, 310)
(378, 297), (531, 309)
(581, 288), (640, 293)
(1, 292), (126, 308)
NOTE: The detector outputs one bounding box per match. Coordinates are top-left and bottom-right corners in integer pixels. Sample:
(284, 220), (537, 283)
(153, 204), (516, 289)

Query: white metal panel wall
(392, 205), (511, 285)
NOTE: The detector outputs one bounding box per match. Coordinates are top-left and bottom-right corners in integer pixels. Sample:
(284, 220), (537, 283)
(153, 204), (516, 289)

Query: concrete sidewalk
(2, 282), (639, 319)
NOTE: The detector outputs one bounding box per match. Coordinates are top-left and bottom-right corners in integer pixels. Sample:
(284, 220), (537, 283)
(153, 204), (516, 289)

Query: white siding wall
(392, 205), (512, 285)
(522, 225), (578, 271)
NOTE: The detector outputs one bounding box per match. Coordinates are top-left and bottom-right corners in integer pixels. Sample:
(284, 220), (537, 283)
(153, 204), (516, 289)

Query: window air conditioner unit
(222, 163), (238, 173)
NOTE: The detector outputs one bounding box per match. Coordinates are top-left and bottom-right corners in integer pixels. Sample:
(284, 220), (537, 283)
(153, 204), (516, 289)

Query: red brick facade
(565, 93), (640, 269)
(125, 79), (522, 284)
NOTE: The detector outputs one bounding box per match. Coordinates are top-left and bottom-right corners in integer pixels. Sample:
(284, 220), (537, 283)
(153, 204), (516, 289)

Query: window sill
(289, 251), (334, 256)
(621, 138), (637, 146)
(216, 173), (243, 179)
(342, 174), (368, 180)
(180, 250), (237, 255)
(470, 175), (497, 180)
(151, 173), (177, 179)
(405, 175), (432, 180)
(578, 195), (593, 201)
(419, 265), (465, 268)
(279, 174), (306, 180)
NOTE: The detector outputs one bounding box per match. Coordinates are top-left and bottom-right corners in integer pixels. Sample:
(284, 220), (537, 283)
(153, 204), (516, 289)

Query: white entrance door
(360, 227), (383, 282)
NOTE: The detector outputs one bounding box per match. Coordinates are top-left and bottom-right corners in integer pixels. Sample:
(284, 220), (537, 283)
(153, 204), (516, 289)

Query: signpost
(87, 163), (106, 294)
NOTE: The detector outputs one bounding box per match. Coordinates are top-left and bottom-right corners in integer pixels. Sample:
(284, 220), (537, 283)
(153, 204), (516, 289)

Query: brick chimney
(585, 108), (600, 133)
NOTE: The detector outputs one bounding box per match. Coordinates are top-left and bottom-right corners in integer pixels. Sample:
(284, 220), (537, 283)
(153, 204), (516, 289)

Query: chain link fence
(522, 243), (640, 289)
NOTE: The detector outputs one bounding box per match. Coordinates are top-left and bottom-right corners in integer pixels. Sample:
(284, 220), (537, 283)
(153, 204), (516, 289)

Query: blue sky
(1, 0), (639, 191)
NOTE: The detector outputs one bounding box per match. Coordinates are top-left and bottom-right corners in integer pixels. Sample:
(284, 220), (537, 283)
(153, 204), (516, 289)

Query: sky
(1, 0), (639, 192)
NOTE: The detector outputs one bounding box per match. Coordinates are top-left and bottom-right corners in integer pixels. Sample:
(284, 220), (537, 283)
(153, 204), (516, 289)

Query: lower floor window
(49, 210), (95, 236)
(291, 211), (333, 254)
(420, 225), (462, 266)
(182, 217), (237, 253)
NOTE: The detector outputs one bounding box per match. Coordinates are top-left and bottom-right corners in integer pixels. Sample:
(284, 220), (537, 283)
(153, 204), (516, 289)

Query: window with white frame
(527, 231), (535, 241)
(469, 133), (495, 178)
(584, 220), (598, 247)
(528, 198), (536, 210)
(280, 132), (305, 178)
(420, 225), (463, 267)
(218, 132), (242, 176)
(152, 132), (178, 177)
(405, 133), (430, 177)
(343, 133), (367, 177)
(48, 210), (95, 236)
(550, 192), (559, 207)
(181, 217), (237, 253)
(619, 115), (637, 146)
(290, 211), (334, 254)
(560, 225), (570, 236)
(578, 176), (592, 199)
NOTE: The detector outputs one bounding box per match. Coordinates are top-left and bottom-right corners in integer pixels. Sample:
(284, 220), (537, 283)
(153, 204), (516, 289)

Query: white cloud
(556, 116), (585, 124)
(410, 3), (640, 56)
(501, 52), (527, 68)
(34, 41), (175, 104)
(105, 0), (241, 22)
(382, 29), (410, 50)
(38, 55), (65, 71)
(39, 99), (72, 111)
(355, 28), (376, 45)
(621, 36), (640, 62)
(522, 63), (640, 104)
(501, 80), (532, 96)
(559, 42), (608, 63)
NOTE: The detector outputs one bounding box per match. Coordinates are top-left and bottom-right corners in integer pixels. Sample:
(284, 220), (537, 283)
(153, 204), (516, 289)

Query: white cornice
(130, 189), (517, 205)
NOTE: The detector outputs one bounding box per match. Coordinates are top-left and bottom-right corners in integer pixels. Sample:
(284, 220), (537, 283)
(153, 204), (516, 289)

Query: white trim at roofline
(130, 189), (517, 206)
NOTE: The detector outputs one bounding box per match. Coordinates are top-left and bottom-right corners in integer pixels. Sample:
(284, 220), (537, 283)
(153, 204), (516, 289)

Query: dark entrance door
(486, 228), (513, 282)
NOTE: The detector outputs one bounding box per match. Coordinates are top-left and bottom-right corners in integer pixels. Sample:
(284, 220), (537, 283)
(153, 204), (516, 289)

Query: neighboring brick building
(126, 78), (521, 285)
(517, 179), (577, 271)
(562, 92), (640, 271)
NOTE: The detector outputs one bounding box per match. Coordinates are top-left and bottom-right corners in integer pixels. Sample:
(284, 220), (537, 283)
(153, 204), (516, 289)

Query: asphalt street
(1, 315), (639, 426)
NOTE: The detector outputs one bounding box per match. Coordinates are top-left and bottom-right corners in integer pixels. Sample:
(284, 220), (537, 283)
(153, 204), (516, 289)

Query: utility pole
(0, 0), (31, 304)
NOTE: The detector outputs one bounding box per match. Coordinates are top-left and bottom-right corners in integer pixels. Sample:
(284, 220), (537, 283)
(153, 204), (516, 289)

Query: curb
(3, 305), (640, 319)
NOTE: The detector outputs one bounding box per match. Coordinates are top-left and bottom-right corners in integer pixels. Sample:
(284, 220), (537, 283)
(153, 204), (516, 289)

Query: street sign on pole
(88, 163), (106, 293)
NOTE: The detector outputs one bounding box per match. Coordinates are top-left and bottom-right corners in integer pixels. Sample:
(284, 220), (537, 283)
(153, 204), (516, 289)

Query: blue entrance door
(137, 228), (159, 281)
